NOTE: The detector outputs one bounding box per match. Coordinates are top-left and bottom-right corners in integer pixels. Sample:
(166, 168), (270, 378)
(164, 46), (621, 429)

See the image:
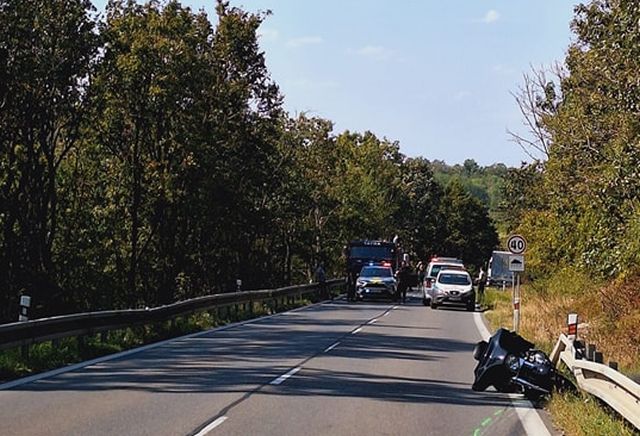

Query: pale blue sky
(93, 1), (579, 166)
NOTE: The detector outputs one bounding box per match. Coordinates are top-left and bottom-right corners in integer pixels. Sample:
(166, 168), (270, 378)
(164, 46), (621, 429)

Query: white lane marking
(352, 327), (363, 334)
(508, 394), (552, 436)
(472, 312), (551, 436)
(383, 311), (390, 317)
(270, 366), (302, 385)
(472, 311), (492, 340)
(324, 342), (340, 353)
(0, 295), (334, 391)
(194, 416), (228, 436)
(392, 305), (399, 310)
(368, 319), (377, 325)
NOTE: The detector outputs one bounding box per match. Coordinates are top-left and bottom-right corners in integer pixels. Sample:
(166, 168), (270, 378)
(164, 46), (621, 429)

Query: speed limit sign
(507, 234), (527, 254)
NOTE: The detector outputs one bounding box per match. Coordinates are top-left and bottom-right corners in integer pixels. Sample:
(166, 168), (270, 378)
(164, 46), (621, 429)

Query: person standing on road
(396, 261), (412, 304)
(315, 262), (328, 300)
(477, 267), (486, 307)
(416, 260), (425, 293)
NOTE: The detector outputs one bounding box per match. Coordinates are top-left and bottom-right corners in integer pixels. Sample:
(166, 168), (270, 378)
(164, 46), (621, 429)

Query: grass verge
(482, 274), (639, 436)
(0, 296), (317, 384)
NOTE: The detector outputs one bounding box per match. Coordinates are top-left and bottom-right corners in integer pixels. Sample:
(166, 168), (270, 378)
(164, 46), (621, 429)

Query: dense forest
(0, 0), (499, 322)
(503, 1), (640, 281)
(499, 0), (640, 368)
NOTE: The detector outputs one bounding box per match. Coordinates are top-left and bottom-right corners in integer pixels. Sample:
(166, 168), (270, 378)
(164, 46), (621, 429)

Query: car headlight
(356, 280), (366, 287)
(506, 354), (520, 373)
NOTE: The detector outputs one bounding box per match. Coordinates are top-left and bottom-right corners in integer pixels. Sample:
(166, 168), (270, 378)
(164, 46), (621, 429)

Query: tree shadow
(9, 301), (511, 409)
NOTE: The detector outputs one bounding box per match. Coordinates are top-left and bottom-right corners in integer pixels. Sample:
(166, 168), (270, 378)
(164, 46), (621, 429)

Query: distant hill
(429, 159), (509, 218)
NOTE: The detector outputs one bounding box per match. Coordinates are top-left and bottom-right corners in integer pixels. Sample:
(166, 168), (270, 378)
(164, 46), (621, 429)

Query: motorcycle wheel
(493, 382), (518, 393)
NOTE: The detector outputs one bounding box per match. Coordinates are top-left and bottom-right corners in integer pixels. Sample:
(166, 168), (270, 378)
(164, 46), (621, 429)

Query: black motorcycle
(472, 328), (557, 401)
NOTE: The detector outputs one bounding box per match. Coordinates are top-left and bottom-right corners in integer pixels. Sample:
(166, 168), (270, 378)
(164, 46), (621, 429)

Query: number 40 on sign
(507, 234), (527, 254)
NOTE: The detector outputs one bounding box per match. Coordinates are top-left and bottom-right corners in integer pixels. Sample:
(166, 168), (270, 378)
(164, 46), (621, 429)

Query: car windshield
(350, 246), (393, 259)
(429, 264), (463, 278)
(438, 273), (470, 285)
(360, 267), (392, 278)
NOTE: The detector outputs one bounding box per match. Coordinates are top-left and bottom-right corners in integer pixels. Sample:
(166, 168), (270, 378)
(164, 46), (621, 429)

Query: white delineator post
(567, 313), (578, 340)
(513, 274), (520, 332)
(19, 295), (31, 322)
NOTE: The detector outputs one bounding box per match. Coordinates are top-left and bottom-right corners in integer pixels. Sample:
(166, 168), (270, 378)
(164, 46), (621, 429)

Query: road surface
(0, 292), (552, 435)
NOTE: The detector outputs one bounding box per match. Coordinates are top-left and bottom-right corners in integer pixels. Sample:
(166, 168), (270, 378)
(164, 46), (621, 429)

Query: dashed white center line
(194, 416), (228, 436)
(324, 341), (340, 353)
(270, 366), (302, 385)
(352, 327), (363, 334)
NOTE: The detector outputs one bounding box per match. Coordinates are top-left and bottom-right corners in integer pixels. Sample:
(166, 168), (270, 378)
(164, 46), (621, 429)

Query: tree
(0, 0), (98, 319)
(439, 179), (498, 269)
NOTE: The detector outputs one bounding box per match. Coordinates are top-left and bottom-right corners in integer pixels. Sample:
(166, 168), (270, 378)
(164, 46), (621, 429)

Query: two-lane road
(0, 293), (545, 435)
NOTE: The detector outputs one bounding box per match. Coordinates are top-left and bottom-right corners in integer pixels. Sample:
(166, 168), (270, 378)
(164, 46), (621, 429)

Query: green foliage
(506, 1), (640, 280)
(439, 179), (499, 268)
(0, 0), (501, 321)
(430, 159), (508, 215)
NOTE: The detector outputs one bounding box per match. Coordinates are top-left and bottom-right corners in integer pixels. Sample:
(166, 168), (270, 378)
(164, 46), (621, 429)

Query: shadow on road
(9, 298), (510, 409)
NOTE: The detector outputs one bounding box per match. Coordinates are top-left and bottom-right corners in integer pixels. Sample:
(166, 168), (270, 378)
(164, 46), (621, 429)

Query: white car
(422, 257), (465, 305)
(430, 269), (475, 311)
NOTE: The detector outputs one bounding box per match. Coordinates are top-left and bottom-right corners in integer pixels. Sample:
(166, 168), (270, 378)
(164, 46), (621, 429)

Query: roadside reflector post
(18, 295), (31, 359)
(18, 295), (31, 322)
(567, 313), (578, 340)
(513, 273), (520, 333)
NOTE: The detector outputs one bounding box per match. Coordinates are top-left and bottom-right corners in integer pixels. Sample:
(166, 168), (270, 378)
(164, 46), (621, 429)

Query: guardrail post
(594, 351), (604, 364)
(609, 361), (619, 370)
(586, 343), (597, 361)
(20, 342), (30, 359)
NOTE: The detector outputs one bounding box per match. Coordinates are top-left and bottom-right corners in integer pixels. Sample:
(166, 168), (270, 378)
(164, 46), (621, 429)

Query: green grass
(0, 296), (315, 384)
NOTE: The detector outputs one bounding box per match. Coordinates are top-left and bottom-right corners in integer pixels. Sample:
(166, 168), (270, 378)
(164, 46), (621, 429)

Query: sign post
(507, 235), (527, 333)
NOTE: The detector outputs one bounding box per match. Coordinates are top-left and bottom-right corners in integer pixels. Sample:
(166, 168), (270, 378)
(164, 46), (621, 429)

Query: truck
(487, 251), (514, 288)
(345, 240), (400, 300)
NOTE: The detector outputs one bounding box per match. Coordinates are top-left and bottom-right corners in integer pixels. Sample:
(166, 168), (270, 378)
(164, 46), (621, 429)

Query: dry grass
(483, 268), (640, 435)
(485, 269), (640, 374)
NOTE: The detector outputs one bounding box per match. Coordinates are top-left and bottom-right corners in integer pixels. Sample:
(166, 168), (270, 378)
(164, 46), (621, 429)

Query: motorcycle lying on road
(472, 328), (564, 401)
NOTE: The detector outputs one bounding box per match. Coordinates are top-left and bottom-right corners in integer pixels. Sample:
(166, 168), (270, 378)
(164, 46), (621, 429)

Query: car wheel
(430, 300), (438, 309)
(466, 301), (475, 312)
(422, 297), (428, 306)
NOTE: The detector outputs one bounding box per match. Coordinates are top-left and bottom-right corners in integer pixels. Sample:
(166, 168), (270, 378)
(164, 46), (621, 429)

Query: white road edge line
(194, 416), (228, 436)
(352, 327), (363, 334)
(472, 312), (551, 436)
(0, 298), (331, 391)
(324, 342), (340, 353)
(270, 366), (301, 385)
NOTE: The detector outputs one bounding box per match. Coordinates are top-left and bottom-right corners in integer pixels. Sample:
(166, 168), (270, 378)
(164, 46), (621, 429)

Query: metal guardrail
(0, 279), (345, 351)
(550, 333), (640, 430)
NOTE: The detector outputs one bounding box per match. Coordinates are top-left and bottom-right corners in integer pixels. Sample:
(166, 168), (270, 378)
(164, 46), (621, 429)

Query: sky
(93, 1), (580, 167)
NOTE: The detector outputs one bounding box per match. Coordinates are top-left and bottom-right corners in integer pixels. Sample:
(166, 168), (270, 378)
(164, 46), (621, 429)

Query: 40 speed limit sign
(506, 234), (527, 254)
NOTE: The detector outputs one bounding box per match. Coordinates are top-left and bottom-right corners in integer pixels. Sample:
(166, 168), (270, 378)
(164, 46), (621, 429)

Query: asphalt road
(0, 292), (546, 436)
